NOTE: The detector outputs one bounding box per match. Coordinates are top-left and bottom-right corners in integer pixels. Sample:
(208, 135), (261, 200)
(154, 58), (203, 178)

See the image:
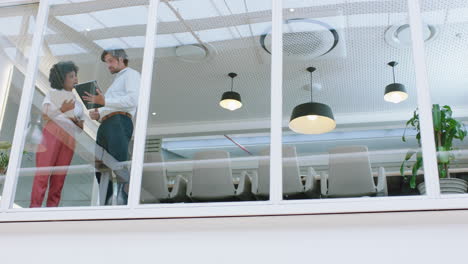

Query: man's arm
(104, 70), (140, 109)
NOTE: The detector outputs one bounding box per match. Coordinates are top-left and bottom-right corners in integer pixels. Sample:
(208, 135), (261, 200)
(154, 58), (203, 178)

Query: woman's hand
(70, 117), (84, 129)
(60, 99), (75, 113)
(89, 108), (100, 121)
(42, 113), (51, 122)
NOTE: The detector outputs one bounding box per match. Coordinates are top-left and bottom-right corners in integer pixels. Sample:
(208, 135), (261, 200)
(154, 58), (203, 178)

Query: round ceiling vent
(174, 43), (216, 63)
(260, 18), (339, 60)
(385, 23), (438, 48)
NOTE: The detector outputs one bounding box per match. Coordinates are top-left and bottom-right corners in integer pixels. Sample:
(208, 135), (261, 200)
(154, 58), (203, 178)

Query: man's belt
(101, 111), (132, 122)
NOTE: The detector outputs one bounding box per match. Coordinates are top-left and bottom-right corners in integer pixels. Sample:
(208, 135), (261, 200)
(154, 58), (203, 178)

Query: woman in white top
(30, 61), (84, 208)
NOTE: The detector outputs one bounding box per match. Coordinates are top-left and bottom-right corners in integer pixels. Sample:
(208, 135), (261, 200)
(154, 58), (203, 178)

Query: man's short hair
(101, 49), (129, 66)
(49, 61), (79, 90)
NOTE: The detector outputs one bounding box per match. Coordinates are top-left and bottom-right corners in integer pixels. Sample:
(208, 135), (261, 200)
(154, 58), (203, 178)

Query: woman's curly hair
(49, 61), (79, 90)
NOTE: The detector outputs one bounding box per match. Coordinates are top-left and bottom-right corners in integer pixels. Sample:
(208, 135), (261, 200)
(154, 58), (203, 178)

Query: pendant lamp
(384, 61), (408, 103)
(289, 67), (336, 134)
(220, 72), (242, 111)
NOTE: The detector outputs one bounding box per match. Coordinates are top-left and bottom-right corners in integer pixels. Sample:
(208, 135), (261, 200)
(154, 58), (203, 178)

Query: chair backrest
(141, 152), (169, 202)
(189, 150), (236, 199)
(327, 145), (376, 197)
(257, 146), (304, 197)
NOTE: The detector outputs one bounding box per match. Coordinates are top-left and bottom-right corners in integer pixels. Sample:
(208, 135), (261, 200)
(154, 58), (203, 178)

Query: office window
(139, 0), (272, 204)
(421, 0), (468, 195)
(0, 3), (39, 207)
(281, 0), (423, 200)
(12, 0), (149, 208)
(2, 0), (468, 221)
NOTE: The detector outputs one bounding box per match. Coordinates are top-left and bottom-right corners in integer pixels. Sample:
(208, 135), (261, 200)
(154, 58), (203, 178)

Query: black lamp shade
(289, 102), (336, 134)
(220, 91), (242, 111)
(384, 83), (408, 103)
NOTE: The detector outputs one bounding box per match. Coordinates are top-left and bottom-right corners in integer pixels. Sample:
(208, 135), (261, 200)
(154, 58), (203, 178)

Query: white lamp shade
(219, 99), (242, 111)
(220, 91), (242, 111)
(384, 91), (408, 103)
(384, 83), (408, 104)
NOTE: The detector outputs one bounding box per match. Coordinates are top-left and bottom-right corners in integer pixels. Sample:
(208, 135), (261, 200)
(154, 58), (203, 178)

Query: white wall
(1, 210), (468, 264)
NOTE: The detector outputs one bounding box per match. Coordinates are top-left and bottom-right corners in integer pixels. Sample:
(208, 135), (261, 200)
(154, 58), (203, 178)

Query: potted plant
(401, 104), (467, 194)
(0, 141), (12, 179)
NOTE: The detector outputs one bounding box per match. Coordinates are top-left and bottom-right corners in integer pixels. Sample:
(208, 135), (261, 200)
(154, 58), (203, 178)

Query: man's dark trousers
(95, 114), (133, 205)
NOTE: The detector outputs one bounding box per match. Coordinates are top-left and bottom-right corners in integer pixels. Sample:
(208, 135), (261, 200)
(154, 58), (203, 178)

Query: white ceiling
(1, 0), (465, 130)
(1, 0), (467, 136)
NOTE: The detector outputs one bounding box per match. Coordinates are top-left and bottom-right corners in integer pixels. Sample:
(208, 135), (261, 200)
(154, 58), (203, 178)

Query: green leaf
(439, 164), (447, 178)
(432, 104), (442, 132)
(403, 117), (415, 142)
(442, 105), (453, 119)
(410, 155), (423, 189)
(401, 150), (418, 187)
(410, 174), (417, 189)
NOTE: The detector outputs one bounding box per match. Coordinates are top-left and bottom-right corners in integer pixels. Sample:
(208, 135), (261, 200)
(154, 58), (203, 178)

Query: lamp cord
(231, 77), (234, 92)
(392, 66), (396, 83)
(310, 70), (313, 102)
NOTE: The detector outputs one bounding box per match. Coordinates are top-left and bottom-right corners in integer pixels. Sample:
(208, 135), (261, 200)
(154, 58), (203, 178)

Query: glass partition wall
(11, 0), (148, 208)
(140, 0), (272, 204)
(0, 3), (39, 207)
(421, 0), (468, 196)
(0, 0), (466, 220)
(282, 0), (422, 200)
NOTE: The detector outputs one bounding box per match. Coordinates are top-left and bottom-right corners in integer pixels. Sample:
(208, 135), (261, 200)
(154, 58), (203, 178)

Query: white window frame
(1, 0), (467, 222)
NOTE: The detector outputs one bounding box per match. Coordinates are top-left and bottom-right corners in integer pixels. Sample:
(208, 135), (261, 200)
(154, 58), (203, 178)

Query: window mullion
(0, 0), (50, 211)
(269, 0), (283, 203)
(407, 0), (440, 198)
(128, 0), (161, 208)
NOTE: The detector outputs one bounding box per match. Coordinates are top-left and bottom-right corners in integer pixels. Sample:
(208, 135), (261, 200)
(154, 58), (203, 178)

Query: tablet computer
(74, 80), (104, 109)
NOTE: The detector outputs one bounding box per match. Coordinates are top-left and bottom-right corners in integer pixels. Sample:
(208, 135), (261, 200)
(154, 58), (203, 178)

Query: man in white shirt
(83, 49), (140, 205)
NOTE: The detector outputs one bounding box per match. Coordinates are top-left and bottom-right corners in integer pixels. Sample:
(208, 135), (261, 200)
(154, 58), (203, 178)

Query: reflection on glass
(0, 4), (39, 206)
(421, 0), (468, 195)
(282, 0), (421, 199)
(13, 0), (148, 208)
(141, 135), (271, 203)
(140, 0), (272, 204)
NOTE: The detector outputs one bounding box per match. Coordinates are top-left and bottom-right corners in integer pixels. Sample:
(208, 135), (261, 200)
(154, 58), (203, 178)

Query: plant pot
(417, 178), (468, 195)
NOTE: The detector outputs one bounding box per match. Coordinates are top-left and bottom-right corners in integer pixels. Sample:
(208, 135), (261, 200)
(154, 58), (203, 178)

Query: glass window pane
(282, 0), (422, 199)
(139, 0), (272, 204)
(13, 0), (148, 208)
(0, 4), (39, 208)
(421, 0), (468, 195)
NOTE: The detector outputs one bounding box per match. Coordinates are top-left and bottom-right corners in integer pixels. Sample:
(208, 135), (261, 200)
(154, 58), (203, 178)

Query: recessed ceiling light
(289, 8), (295, 12)
(385, 23), (438, 48)
(260, 18), (340, 61)
(152, 112), (157, 116)
(85, 28), (91, 32)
